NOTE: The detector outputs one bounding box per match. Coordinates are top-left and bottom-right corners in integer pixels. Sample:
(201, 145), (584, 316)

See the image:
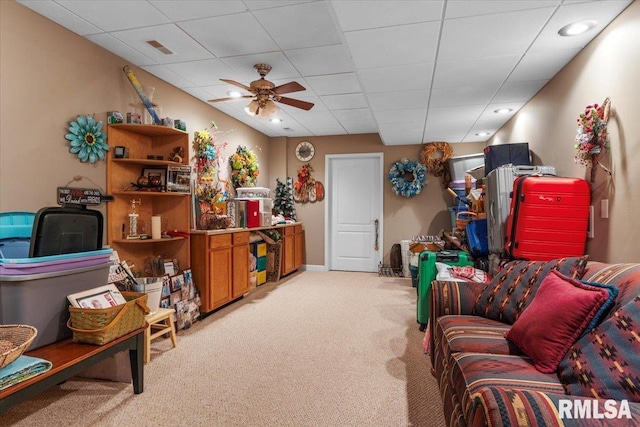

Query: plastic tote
(134, 277), (164, 314)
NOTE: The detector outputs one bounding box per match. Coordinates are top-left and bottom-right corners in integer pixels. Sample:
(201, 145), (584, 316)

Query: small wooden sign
(57, 187), (114, 206)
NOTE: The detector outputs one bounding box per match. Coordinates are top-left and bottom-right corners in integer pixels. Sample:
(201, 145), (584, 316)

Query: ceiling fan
(208, 63), (314, 118)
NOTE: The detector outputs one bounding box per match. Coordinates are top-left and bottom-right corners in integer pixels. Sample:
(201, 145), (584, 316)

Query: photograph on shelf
(170, 273), (184, 292)
(68, 284), (127, 309)
(175, 300), (192, 330)
(181, 282), (190, 300)
(167, 165), (191, 193)
(188, 299), (200, 323)
(160, 297), (171, 309)
(170, 290), (181, 307)
(142, 167), (167, 191)
(183, 269), (193, 285)
(161, 274), (171, 298)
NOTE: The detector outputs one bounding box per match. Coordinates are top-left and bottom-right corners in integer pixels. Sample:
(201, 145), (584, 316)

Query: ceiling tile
(285, 45), (354, 76)
(438, 7), (556, 61)
(291, 111), (346, 135)
(55, 0), (171, 32)
(493, 80), (549, 103)
(18, 1), (102, 35)
(141, 64), (197, 89)
(331, 0), (444, 31)
(243, 0), (313, 11)
(85, 33), (157, 67)
(305, 73), (362, 96)
(529, 1), (632, 52)
(445, 1), (561, 19)
(164, 59), (239, 87)
(430, 84), (500, 108)
(253, 1), (342, 50)
(358, 64), (433, 93)
(339, 120), (379, 134)
(378, 123), (424, 145)
(221, 53), (301, 81)
(509, 48), (581, 81)
(178, 13), (279, 58)
(432, 55), (520, 88)
(344, 21), (440, 69)
(374, 109), (427, 125)
(110, 24), (214, 64)
(332, 108), (374, 122)
(320, 93), (367, 110)
(149, 0), (247, 22)
(367, 90), (430, 111)
(425, 105), (486, 142)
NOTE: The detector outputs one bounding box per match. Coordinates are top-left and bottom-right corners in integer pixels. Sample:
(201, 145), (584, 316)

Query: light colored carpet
(1, 271), (445, 427)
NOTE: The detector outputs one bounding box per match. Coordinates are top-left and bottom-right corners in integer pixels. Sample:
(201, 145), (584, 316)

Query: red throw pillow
(504, 270), (610, 373)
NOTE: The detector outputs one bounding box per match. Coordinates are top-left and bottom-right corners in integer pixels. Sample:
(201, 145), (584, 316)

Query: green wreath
(388, 159), (427, 198)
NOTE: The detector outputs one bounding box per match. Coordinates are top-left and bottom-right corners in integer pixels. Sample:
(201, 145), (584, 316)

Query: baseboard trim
(302, 264), (326, 272)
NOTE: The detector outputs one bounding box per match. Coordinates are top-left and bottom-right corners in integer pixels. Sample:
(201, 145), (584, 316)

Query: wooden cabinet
(281, 224), (305, 276)
(190, 231), (250, 313)
(106, 124), (191, 272)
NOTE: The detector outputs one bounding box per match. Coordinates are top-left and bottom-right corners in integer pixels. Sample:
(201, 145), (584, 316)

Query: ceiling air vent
(146, 40), (174, 55)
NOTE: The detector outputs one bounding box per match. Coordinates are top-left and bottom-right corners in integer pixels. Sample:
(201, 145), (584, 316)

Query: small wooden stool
(144, 307), (177, 363)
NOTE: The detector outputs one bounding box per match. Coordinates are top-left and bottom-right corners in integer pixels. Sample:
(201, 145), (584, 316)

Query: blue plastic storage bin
(466, 218), (488, 257)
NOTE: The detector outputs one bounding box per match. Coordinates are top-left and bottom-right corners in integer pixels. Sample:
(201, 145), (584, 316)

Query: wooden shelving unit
(106, 124), (191, 273)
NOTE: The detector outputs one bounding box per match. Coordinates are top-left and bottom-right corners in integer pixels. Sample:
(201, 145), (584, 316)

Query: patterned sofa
(428, 257), (640, 426)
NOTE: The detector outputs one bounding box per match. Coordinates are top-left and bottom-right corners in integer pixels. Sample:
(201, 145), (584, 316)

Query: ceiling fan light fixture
(244, 100), (259, 116)
(257, 100), (279, 118)
(558, 20), (597, 37)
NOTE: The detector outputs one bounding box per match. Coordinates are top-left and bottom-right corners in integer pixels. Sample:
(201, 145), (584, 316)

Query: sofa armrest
(427, 280), (485, 365)
(470, 386), (640, 427)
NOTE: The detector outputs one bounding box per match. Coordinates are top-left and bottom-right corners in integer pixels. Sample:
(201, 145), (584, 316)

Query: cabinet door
(294, 230), (304, 269)
(282, 234), (295, 275)
(232, 244), (250, 298)
(209, 247), (232, 308)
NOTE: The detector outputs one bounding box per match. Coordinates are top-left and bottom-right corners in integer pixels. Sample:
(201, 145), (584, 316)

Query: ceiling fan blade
(272, 81), (306, 95)
(207, 95), (253, 103)
(220, 78), (253, 92)
(277, 96), (314, 110)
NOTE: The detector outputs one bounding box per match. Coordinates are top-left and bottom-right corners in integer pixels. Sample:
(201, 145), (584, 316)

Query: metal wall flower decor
(65, 115), (109, 163)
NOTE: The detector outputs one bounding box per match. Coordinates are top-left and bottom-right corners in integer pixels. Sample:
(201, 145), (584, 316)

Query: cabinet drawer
(294, 225), (303, 234)
(233, 232), (250, 245)
(209, 234), (232, 249)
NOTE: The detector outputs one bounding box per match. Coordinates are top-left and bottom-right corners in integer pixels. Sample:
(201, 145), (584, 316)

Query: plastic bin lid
(0, 212), (35, 240)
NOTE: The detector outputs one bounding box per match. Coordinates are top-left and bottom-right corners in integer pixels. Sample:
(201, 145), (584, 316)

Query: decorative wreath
(388, 159), (427, 198)
(574, 97), (611, 182)
(419, 142), (453, 187)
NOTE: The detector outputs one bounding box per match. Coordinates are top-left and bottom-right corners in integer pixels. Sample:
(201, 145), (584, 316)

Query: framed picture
(183, 269), (193, 285)
(67, 284), (127, 308)
(142, 167), (167, 191)
(161, 274), (171, 298)
(175, 300), (191, 330)
(166, 165), (191, 193)
(170, 290), (181, 307)
(170, 273), (184, 292)
(160, 297), (171, 309)
(181, 282), (190, 300)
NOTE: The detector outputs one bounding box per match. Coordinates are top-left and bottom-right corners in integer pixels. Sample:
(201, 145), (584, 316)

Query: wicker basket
(456, 211), (477, 230)
(0, 325), (37, 369)
(67, 292), (150, 345)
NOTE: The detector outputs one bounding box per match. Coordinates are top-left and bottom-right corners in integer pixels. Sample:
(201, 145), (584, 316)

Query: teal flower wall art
(65, 115), (109, 163)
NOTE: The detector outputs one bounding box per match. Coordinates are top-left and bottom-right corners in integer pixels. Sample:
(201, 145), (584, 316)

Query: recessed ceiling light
(558, 20), (597, 37)
(494, 108), (513, 114)
(227, 91), (242, 98)
(475, 132), (491, 137)
(270, 118), (282, 123)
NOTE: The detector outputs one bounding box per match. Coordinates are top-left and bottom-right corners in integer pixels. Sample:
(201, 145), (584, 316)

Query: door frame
(324, 153), (384, 272)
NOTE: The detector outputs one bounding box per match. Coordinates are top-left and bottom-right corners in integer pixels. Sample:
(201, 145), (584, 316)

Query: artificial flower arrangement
(230, 145), (259, 188)
(574, 99), (611, 176)
(193, 121), (229, 205)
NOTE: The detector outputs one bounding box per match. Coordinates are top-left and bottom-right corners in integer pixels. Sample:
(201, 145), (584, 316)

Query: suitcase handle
(436, 250), (460, 263)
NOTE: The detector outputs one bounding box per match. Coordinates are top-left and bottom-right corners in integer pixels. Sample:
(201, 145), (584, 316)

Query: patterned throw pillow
(558, 293), (640, 400)
(505, 271), (611, 373)
(473, 256), (588, 324)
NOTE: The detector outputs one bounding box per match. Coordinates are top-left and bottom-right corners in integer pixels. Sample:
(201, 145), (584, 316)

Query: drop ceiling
(18, 0), (632, 145)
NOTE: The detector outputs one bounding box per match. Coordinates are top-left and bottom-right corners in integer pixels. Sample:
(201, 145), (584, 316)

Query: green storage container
(417, 250), (472, 331)
(257, 255), (267, 272)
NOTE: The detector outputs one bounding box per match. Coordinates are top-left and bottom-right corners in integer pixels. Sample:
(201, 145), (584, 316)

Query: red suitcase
(504, 176), (590, 260)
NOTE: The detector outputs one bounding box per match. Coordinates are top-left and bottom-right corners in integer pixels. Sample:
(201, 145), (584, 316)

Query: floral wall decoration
(419, 142), (453, 187)
(230, 145), (259, 188)
(65, 115), (109, 163)
(388, 158), (427, 198)
(294, 163), (324, 204)
(192, 121), (230, 206)
(574, 98), (611, 182)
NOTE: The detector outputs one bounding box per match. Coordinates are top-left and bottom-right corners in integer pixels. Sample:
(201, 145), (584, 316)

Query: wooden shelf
(113, 237), (186, 244)
(112, 191), (190, 197)
(113, 158), (185, 167)
(108, 123), (187, 137)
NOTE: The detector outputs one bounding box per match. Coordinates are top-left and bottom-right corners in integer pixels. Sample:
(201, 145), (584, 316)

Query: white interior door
(326, 154), (383, 272)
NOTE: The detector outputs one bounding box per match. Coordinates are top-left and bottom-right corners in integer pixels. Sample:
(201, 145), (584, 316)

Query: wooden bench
(0, 327), (145, 415)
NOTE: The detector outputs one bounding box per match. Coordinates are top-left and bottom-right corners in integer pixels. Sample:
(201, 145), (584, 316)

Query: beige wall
(489, 1), (639, 263)
(0, 1), (270, 222)
(267, 135), (485, 267)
